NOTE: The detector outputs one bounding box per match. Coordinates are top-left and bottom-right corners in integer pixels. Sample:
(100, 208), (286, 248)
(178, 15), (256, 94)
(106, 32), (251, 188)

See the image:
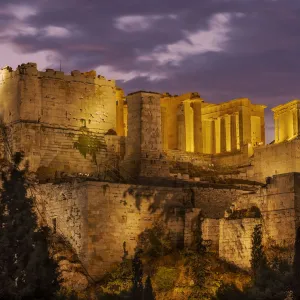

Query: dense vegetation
(95, 218), (299, 300)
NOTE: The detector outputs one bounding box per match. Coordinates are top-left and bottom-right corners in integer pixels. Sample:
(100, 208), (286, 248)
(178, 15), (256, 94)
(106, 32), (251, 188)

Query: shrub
(153, 267), (177, 292)
(137, 221), (173, 258)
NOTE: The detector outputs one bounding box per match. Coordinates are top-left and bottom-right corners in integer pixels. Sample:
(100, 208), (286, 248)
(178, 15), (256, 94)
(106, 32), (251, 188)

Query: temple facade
(117, 91), (266, 157)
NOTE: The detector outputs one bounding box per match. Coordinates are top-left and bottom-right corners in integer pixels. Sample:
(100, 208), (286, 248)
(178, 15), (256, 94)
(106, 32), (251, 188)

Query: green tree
(143, 276), (155, 300)
(250, 224), (267, 278)
(131, 250), (143, 300)
(0, 152), (60, 299)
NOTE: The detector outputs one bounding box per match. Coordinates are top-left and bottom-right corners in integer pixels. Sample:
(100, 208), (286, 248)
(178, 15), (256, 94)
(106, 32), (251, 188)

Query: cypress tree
(0, 152), (60, 299)
(293, 227), (300, 299)
(144, 275), (155, 300)
(132, 250), (143, 300)
(250, 224), (267, 278)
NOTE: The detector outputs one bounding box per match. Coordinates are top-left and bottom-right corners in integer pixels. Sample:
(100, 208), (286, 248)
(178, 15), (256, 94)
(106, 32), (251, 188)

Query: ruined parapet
(121, 91), (169, 181)
(38, 68), (115, 87)
(219, 218), (262, 269)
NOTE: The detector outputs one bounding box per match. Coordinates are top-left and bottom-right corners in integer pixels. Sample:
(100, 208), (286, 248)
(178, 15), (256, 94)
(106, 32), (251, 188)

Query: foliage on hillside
(94, 221), (251, 300)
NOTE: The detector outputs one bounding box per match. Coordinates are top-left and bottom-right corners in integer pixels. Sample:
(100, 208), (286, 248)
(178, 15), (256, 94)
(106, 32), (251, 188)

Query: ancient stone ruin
(0, 62), (299, 279)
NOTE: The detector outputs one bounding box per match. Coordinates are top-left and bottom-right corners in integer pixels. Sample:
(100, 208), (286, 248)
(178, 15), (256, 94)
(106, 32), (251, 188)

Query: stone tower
(121, 91), (169, 181)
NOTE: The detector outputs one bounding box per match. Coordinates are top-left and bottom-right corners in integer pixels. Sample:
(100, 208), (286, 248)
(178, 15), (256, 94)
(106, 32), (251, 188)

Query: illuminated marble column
(215, 118), (221, 154)
(193, 101), (203, 153)
(220, 116), (227, 153)
(236, 112), (241, 150)
(225, 114), (231, 152)
(230, 114), (237, 151)
(184, 101), (194, 152)
(211, 119), (216, 154)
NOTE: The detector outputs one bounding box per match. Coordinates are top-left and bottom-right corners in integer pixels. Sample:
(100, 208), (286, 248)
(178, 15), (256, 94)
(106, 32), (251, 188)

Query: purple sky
(1, 0), (300, 143)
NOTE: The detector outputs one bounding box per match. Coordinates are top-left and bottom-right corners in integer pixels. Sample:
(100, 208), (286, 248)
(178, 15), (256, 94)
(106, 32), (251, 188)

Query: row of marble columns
(202, 113), (241, 154)
(274, 108), (299, 143)
(161, 100), (242, 154)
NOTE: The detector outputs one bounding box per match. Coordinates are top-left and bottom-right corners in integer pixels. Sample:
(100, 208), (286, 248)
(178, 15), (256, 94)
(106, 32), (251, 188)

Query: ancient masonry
(1, 62), (300, 279)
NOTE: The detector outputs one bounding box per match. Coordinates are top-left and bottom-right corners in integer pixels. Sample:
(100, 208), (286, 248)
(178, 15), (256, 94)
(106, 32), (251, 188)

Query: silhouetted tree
(0, 152), (60, 299)
(250, 224), (267, 278)
(131, 250), (143, 300)
(293, 227), (300, 299)
(144, 275), (155, 300)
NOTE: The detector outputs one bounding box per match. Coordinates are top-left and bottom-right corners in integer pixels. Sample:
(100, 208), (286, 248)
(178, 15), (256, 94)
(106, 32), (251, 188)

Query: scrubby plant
(251, 224), (267, 277)
(153, 266), (177, 292)
(137, 220), (173, 258)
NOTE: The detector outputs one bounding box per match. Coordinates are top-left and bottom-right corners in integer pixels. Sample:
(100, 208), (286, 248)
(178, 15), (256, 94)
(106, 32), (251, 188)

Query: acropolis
(0, 62), (299, 279)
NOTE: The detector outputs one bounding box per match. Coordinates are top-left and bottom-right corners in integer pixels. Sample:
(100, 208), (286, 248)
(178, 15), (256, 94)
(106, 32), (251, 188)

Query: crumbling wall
(85, 182), (186, 279)
(34, 182), (89, 262)
(34, 181), (189, 279)
(202, 218), (220, 251)
(219, 218), (261, 269)
(6, 122), (121, 178)
(233, 173), (299, 247)
(252, 139), (300, 182)
(193, 187), (243, 218)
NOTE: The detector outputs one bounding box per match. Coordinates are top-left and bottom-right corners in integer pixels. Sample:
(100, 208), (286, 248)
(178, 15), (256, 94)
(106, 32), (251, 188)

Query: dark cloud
(2, 0), (300, 142)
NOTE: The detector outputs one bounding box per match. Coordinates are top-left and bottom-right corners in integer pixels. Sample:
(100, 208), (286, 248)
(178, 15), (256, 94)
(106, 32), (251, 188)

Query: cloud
(5, 4), (37, 20)
(95, 65), (167, 82)
(114, 14), (177, 32)
(0, 43), (61, 70)
(137, 13), (236, 66)
(43, 26), (71, 38)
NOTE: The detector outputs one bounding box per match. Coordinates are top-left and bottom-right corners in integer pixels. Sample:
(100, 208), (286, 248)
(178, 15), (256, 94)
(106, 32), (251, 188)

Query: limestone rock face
(60, 271), (89, 291)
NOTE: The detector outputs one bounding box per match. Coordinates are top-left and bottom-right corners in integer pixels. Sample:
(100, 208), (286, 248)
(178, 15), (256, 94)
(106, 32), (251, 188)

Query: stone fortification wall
(219, 218), (261, 269)
(0, 63), (119, 177)
(219, 173), (300, 268)
(85, 182), (187, 278)
(166, 149), (212, 166)
(234, 173), (299, 246)
(33, 180), (247, 279)
(252, 139), (300, 182)
(212, 145), (250, 168)
(34, 182), (89, 261)
(192, 187), (243, 218)
(34, 181), (189, 279)
(0, 63), (116, 129)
